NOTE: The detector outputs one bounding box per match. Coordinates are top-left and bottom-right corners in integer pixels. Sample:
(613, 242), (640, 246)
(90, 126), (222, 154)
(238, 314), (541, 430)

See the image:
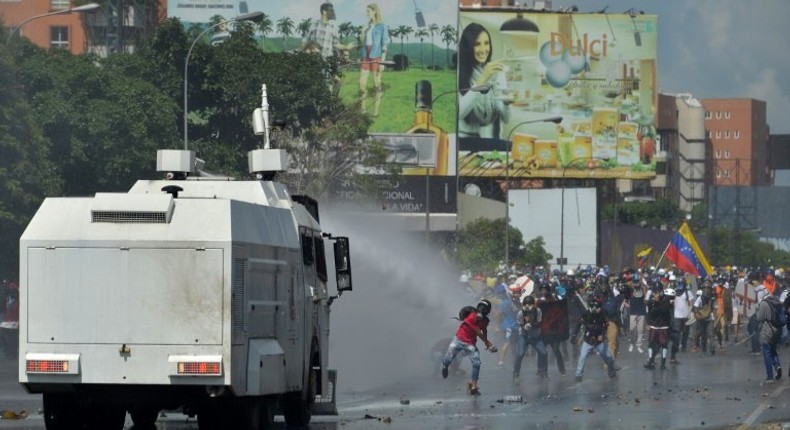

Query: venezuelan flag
(636, 247), (652, 267)
(665, 221), (712, 277)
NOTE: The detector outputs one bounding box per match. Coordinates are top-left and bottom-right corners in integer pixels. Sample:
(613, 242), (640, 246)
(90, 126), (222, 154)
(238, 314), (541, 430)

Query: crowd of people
(440, 265), (790, 395)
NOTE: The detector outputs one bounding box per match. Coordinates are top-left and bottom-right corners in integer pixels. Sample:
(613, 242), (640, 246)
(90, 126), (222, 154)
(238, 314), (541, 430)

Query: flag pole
(655, 240), (672, 269)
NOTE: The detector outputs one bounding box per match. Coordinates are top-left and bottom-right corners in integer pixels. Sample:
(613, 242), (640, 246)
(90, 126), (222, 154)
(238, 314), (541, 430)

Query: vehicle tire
(197, 402), (223, 430)
(87, 405), (126, 430)
(43, 393), (78, 430)
(233, 396), (274, 430)
(282, 366), (316, 428)
(130, 404), (160, 428)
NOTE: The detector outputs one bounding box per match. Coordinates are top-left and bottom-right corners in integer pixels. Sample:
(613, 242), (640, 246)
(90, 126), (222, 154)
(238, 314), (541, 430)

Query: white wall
(509, 188), (597, 269)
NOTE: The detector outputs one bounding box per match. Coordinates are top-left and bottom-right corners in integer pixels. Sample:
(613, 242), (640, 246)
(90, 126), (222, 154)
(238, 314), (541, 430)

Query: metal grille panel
(92, 211), (167, 223)
(232, 259), (246, 333)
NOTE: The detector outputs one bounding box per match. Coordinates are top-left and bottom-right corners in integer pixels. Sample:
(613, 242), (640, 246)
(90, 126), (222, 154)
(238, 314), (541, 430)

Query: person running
(574, 295), (617, 382)
(645, 287), (674, 370)
(441, 299), (496, 395)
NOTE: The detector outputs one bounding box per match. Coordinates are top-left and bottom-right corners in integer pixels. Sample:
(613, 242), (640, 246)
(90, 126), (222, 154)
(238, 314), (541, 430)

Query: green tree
(277, 17), (294, 50)
(456, 218), (524, 273)
(257, 13), (273, 43)
(522, 236), (553, 268)
(0, 41), (61, 279)
(428, 24), (439, 69)
(297, 18), (312, 39)
(440, 25), (456, 68)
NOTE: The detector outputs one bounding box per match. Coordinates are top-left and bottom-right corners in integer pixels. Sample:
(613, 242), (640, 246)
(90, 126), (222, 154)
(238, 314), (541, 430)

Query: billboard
(168, 0), (242, 25)
(458, 10), (658, 180)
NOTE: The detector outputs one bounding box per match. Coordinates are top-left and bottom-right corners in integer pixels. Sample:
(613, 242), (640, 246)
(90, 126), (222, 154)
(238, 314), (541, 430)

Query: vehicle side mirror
(333, 237), (352, 292)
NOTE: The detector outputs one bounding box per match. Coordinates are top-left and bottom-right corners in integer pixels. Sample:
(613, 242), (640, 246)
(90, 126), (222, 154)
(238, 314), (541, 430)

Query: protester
(755, 286), (782, 382)
(441, 299), (496, 395)
(513, 295), (548, 382)
(645, 287), (673, 369)
(574, 295), (617, 382)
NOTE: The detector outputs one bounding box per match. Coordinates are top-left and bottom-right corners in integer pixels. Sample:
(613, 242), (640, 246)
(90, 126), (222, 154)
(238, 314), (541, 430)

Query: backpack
(694, 298), (712, 320)
(770, 299), (788, 328)
(458, 305), (477, 321)
(603, 295), (622, 320)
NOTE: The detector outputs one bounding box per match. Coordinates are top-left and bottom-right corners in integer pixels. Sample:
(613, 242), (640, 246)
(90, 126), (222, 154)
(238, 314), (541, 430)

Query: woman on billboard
(458, 23), (511, 140)
(358, 3), (389, 117)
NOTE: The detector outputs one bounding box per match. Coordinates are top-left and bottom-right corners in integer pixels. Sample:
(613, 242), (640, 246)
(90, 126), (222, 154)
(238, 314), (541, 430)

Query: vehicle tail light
(27, 360), (69, 373)
(177, 361), (221, 375)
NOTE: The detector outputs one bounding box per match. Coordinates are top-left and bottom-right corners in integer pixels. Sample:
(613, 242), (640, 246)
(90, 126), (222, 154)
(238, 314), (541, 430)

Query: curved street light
(503, 116), (563, 268)
(6, 2), (100, 43)
(183, 11), (264, 150)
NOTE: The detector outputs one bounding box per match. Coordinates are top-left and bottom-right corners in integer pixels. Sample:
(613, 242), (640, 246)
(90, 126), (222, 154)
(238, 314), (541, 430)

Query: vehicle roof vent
(91, 193), (175, 224)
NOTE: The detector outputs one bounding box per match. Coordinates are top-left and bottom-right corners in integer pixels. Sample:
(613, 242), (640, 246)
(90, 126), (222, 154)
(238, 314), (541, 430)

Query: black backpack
(458, 305), (477, 321)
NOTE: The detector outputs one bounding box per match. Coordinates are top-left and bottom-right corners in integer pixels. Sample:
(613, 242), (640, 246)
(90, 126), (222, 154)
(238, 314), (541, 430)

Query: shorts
(361, 46), (382, 72)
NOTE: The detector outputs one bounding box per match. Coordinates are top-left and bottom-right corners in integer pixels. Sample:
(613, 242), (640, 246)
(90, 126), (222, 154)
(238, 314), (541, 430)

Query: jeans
(514, 334), (547, 378)
(547, 341), (566, 374)
(671, 317), (689, 357)
(762, 341), (781, 380)
(575, 341), (616, 378)
(442, 336), (481, 382)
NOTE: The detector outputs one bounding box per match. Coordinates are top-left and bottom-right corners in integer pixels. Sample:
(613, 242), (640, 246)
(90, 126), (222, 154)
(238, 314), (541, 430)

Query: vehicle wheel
(233, 396), (274, 430)
(43, 393), (78, 430)
(282, 367), (315, 428)
(87, 405), (126, 430)
(130, 405), (160, 428)
(197, 402), (223, 430)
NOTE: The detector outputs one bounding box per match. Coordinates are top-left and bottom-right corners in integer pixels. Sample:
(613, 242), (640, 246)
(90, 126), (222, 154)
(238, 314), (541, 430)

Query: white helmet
(566, 269), (575, 276)
(657, 268), (666, 275)
(663, 288), (676, 297)
(668, 274), (677, 282)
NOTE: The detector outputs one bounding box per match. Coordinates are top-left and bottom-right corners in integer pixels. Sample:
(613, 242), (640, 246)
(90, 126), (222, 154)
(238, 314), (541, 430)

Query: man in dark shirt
(645, 288), (673, 369)
(574, 296), (617, 382)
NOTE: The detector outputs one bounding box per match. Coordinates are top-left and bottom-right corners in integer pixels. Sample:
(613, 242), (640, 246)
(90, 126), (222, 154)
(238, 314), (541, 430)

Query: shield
(539, 299), (570, 343)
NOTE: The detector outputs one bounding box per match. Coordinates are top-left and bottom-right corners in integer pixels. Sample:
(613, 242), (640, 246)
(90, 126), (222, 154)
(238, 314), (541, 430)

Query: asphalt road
(2, 337), (790, 429)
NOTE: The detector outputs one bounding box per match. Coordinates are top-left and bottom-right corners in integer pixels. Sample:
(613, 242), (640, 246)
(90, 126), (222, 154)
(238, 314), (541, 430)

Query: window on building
(724, 111), (731, 119)
(707, 130), (712, 138)
(715, 169), (721, 178)
(724, 169), (731, 178)
(724, 150), (731, 159)
(715, 130), (721, 138)
(716, 111), (721, 119)
(705, 111), (711, 119)
(725, 130), (730, 138)
(50, 26), (69, 49)
(735, 130), (740, 139)
(50, 0), (69, 9)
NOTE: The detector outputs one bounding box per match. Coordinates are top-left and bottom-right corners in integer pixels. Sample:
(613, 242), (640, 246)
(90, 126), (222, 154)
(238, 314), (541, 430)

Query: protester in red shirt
(441, 299), (495, 395)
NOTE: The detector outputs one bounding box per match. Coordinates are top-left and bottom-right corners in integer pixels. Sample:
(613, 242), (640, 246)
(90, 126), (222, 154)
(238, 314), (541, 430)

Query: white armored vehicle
(18, 86), (352, 429)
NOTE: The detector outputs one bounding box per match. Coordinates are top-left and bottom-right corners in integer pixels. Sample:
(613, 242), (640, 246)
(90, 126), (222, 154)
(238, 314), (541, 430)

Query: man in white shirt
(670, 276), (694, 363)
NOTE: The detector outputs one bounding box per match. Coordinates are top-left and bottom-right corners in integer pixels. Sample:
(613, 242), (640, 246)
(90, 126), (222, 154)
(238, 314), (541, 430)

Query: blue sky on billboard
(552, 0), (790, 134)
(257, 0), (457, 30)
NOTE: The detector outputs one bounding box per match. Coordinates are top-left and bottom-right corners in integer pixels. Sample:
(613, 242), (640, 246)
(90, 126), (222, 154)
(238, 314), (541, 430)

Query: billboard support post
(505, 116), (563, 268)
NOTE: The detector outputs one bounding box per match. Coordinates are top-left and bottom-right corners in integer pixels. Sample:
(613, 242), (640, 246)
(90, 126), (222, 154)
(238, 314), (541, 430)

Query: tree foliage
(456, 218), (524, 273)
(523, 236), (553, 269)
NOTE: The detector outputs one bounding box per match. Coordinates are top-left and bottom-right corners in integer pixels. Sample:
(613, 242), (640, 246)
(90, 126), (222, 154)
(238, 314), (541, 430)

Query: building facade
(702, 98), (769, 187)
(1, 0), (166, 55)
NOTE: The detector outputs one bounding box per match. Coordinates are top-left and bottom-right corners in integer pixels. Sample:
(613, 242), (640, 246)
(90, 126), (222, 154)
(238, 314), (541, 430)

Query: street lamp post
(503, 116), (563, 268)
(183, 12), (263, 150)
(6, 2), (100, 43)
(559, 156), (603, 271)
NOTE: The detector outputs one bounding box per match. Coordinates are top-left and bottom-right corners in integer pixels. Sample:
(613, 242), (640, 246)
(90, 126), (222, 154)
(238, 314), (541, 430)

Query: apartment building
(1, 0), (165, 55)
(702, 98), (769, 187)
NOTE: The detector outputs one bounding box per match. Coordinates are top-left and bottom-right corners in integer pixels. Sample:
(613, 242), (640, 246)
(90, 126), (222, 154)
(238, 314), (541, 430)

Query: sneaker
(670, 359), (680, 364)
(776, 367), (782, 380)
(628, 344), (634, 352)
(441, 365), (448, 379)
(497, 361), (504, 368)
(660, 363), (667, 370)
(470, 387), (481, 396)
(637, 347), (644, 354)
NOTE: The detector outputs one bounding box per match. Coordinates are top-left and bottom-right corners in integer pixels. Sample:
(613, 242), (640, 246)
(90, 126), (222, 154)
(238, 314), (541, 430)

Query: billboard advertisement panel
(168, 1), (462, 217)
(458, 9), (658, 180)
